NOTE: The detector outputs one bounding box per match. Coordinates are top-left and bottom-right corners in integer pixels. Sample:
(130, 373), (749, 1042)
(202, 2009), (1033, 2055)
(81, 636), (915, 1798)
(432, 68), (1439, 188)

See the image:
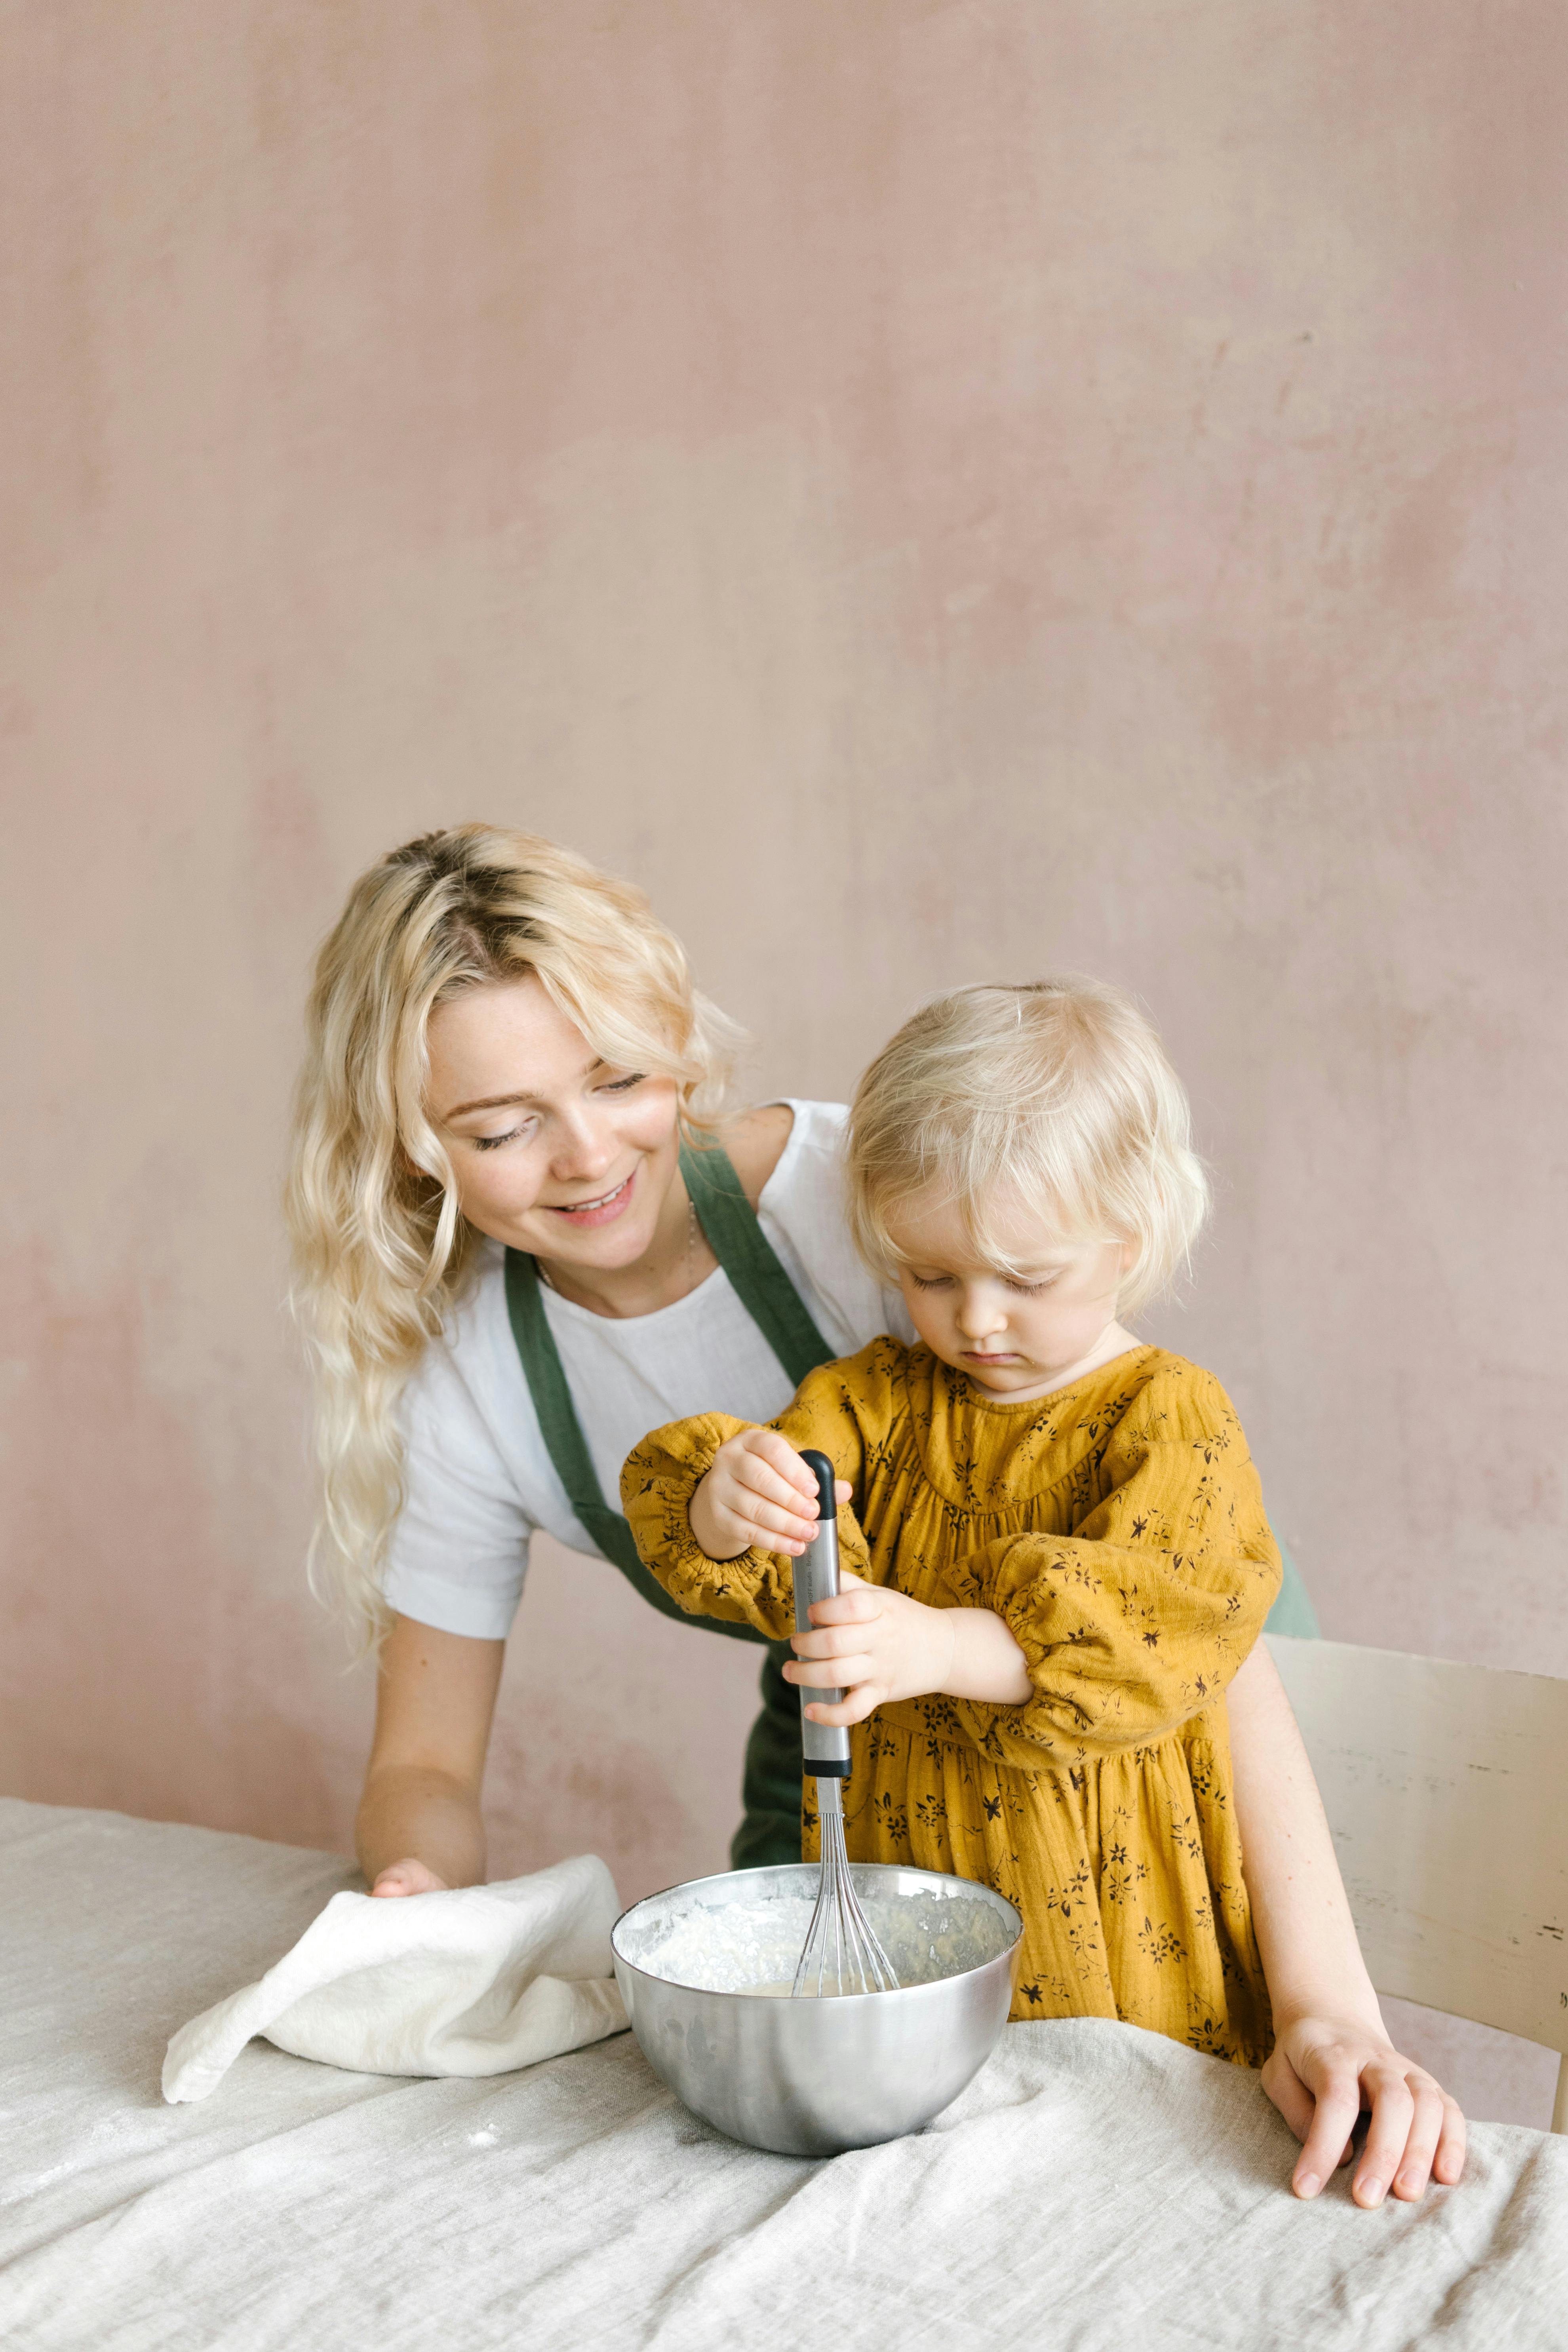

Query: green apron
(503, 1138), (1319, 1872)
(503, 1139), (835, 1872)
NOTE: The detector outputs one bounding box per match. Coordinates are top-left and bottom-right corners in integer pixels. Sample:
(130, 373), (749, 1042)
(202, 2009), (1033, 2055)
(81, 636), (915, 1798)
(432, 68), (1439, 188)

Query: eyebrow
(443, 1058), (605, 1120)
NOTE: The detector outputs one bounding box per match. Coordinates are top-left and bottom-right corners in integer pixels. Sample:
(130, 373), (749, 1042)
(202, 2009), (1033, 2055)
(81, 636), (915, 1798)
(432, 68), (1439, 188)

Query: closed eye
(909, 1269), (1059, 1294)
(470, 1070), (645, 1151)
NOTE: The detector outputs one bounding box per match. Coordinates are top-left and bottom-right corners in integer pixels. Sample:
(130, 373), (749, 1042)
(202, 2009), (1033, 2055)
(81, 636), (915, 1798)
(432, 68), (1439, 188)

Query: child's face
(887, 1189), (1136, 1402)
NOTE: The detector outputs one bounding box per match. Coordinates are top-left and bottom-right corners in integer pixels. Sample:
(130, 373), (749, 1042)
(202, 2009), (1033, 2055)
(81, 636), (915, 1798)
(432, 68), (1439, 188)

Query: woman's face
(424, 976), (683, 1270)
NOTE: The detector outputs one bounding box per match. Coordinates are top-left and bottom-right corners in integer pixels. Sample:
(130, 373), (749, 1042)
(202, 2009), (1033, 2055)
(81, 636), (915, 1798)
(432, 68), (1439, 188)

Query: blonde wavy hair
(845, 979), (1208, 1316)
(286, 824), (742, 1647)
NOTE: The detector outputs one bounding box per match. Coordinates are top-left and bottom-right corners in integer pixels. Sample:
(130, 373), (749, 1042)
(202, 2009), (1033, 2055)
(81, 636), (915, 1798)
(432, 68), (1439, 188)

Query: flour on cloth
(162, 1854), (627, 2102)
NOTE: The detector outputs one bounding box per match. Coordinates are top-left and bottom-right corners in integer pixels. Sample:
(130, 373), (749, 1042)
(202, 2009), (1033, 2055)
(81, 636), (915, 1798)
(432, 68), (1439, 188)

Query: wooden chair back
(1265, 1634), (1568, 2133)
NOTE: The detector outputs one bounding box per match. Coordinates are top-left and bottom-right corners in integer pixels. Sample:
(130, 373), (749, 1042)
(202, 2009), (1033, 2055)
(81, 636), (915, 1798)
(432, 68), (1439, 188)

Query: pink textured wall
(3, 6), (1565, 2117)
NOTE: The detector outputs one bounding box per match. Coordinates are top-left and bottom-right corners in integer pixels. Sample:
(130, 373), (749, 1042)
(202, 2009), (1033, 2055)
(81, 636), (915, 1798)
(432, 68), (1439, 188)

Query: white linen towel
(163, 1854), (627, 2103)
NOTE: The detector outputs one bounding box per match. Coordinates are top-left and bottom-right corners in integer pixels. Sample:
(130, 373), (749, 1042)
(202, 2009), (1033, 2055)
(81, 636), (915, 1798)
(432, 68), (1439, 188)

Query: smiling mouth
(549, 1172), (634, 1218)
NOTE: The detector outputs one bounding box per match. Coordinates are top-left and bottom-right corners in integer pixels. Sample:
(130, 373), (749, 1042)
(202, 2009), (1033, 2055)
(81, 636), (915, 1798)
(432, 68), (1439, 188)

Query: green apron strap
(503, 1132), (836, 1602)
(502, 1247), (768, 1644)
(501, 1132), (853, 1873)
(505, 1138), (846, 1872)
(677, 1136), (836, 1389)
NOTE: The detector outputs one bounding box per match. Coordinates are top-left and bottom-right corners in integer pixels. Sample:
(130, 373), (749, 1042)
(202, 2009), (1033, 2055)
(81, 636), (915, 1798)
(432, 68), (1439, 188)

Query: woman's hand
(786, 1570), (1033, 1723)
(1263, 2016), (1467, 2205)
(369, 1858), (451, 1898)
(688, 1428), (851, 1560)
(1224, 1644), (1468, 2207)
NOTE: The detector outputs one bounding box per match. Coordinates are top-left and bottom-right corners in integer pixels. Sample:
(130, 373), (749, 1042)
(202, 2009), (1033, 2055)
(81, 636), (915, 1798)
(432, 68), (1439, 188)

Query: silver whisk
(794, 1777), (898, 1997)
(790, 1450), (899, 2000)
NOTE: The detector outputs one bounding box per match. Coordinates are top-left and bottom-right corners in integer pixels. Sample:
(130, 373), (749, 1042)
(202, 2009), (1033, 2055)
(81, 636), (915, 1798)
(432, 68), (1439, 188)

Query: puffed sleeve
(619, 1340), (905, 1638)
(930, 1370), (1281, 1768)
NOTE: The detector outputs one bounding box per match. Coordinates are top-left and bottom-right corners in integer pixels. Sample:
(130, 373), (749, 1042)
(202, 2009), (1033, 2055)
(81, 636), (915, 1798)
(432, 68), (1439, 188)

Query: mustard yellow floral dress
(622, 1338), (1282, 2065)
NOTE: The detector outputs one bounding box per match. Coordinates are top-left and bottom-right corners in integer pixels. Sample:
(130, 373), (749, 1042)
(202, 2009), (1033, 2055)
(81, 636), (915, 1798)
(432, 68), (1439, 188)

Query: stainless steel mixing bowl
(611, 1861), (1023, 2158)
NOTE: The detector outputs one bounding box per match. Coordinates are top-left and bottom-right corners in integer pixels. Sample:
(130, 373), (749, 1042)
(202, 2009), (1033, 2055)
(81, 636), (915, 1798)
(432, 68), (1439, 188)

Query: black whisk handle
(799, 1448), (839, 1528)
(794, 1449), (851, 1778)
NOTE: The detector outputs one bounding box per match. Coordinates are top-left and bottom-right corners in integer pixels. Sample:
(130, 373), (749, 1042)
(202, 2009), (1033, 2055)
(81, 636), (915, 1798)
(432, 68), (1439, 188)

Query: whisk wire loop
(792, 1779), (899, 1998)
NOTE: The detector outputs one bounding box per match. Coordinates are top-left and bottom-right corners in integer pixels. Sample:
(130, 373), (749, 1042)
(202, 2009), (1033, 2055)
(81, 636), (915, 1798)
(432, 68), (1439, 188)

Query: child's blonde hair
(286, 824), (743, 1646)
(845, 979), (1208, 1316)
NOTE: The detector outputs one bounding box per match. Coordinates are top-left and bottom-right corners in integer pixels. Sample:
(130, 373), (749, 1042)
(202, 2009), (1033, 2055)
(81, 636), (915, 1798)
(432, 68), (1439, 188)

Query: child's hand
(687, 1429), (852, 1562)
(785, 1570), (955, 1722)
(1263, 2016), (1466, 2205)
(789, 1573), (1036, 1720)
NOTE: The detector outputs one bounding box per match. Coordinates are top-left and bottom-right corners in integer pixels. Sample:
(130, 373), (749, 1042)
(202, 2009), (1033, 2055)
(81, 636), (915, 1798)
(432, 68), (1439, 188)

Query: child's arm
(1229, 1646), (1467, 2205)
(790, 1375), (1280, 1761)
(620, 1350), (882, 1636)
(863, 1378), (1281, 1767)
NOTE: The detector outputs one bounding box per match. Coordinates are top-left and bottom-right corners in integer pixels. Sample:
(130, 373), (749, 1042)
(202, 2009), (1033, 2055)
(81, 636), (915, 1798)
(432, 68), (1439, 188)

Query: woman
(287, 824), (1460, 2206)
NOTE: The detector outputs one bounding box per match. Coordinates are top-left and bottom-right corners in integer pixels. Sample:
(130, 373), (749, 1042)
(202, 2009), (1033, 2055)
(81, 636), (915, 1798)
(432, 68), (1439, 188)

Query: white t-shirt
(382, 1100), (913, 1641)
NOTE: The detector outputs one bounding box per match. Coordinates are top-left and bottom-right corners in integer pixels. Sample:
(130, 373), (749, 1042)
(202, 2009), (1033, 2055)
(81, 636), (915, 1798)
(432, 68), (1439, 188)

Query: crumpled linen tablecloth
(3, 1797), (1565, 2352)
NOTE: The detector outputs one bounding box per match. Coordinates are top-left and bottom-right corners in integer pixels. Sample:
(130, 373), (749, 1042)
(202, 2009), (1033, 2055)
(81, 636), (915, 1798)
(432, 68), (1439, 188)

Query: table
(3, 1797), (1565, 2350)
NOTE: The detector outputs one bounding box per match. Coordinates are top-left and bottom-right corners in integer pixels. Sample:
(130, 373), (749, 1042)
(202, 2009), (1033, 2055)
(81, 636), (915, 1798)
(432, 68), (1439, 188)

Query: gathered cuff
(621, 1411), (800, 1641)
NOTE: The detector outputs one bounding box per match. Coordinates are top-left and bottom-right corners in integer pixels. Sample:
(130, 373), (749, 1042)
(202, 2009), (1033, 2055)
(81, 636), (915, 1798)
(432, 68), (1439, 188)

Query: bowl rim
(610, 1857), (1023, 2002)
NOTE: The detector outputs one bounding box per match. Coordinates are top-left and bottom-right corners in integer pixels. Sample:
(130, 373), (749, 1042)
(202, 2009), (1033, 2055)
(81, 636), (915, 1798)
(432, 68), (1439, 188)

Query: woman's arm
(1228, 1642), (1466, 2204)
(1227, 1641), (1380, 2028)
(356, 1614), (505, 1895)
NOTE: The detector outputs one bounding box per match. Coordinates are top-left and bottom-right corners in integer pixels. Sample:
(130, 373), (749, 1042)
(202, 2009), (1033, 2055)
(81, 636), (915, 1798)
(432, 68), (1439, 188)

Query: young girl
(624, 979), (1286, 2063)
